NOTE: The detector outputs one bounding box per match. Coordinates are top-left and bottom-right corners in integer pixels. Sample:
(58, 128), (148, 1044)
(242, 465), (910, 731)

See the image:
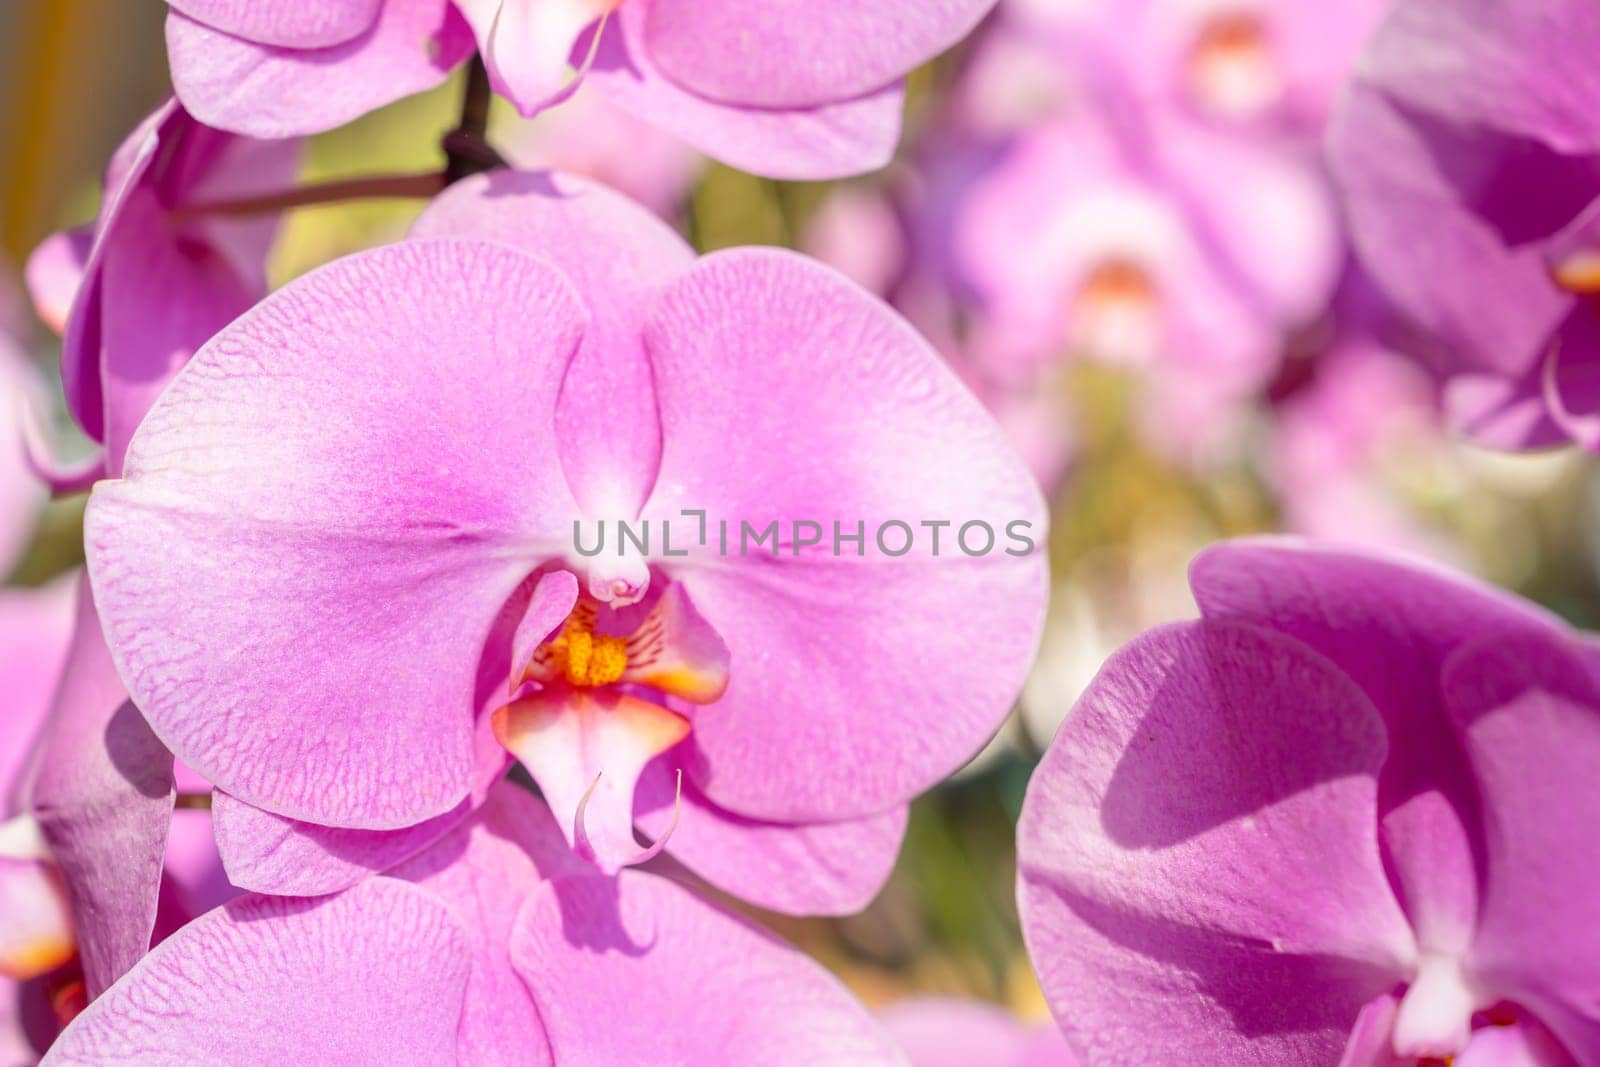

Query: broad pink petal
(42, 881), (472, 1066)
(880, 998), (1076, 1067)
(1357, 0), (1600, 154)
(85, 241), (588, 829)
(1328, 82), (1574, 401)
(388, 784), (563, 1066)
(1017, 620), (1416, 1064)
(1440, 632), (1600, 1061)
(635, 757), (907, 916)
(166, 0), (473, 138)
(166, 0), (381, 47)
(587, 7), (904, 181)
(643, 0), (991, 109)
(412, 169), (695, 519)
(640, 248), (1048, 822)
(30, 580), (174, 997)
(1190, 538), (1561, 956)
(511, 864), (903, 1065)
(213, 697), (513, 897)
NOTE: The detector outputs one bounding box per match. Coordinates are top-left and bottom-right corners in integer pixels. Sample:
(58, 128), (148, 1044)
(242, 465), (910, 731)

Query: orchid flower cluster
(1, 0), (1598, 1065)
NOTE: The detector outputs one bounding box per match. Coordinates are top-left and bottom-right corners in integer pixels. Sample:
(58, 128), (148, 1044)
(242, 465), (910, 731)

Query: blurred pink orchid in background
(163, 0), (996, 178)
(882, 997), (1076, 1066)
(1019, 539), (1600, 1064)
(1330, 0), (1600, 451)
(42, 784), (903, 1067)
(84, 170), (1047, 910)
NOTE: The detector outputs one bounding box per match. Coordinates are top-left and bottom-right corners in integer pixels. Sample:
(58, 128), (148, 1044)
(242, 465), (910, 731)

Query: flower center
(1549, 247), (1600, 296)
(543, 602), (629, 688)
(1073, 258), (1160, 363)
(1188, 12), (1280, 118)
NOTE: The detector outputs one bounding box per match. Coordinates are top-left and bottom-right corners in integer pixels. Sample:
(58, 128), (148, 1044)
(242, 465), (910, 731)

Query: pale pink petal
(494, 689), (688, 873)
(1017, 620), (1416, 1064)
(85, 241), (587, 829)
(388, 784), (563, 1066)
(635, 757), (907, 916)
(587, 7), (905, 181)
(512, 864), (904, 1065)
(42, 881), (472, 1067)
(411, 169), (694, 519)
(165, 0), (381, 48)
(643, 0), (991, 109)
(641, 248), (1048, 822)
(23, 228), (90, 336)
(456, 0), (612, 115)
(166, 0), (474, 138)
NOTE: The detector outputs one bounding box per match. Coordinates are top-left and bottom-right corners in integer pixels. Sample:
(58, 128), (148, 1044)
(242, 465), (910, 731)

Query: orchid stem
(176, 171), (448, 220)
(444, 54), (504, 185)
(173, 792), (213, 810)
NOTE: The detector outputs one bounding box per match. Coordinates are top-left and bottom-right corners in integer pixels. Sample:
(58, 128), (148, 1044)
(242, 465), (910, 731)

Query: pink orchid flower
(24, 100), (298, 490)
(1019, 538), (1600, 1064)
(1004, 0), (1386, 135)
(949, 106), (1339, 457)
(882, 997), (1077, 1066)
(83, 171), (1047, 914)
(163, 0), (994, 179)
(42, 782), (903, 1067)
(1329, 0), (1600, 451)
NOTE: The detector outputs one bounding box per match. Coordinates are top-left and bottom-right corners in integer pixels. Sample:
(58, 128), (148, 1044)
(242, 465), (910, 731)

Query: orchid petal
(85, 241), (587, 830)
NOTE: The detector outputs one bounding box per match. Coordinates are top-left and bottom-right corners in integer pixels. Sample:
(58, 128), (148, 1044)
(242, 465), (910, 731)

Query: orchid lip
(1392, 954), (1477, 1059)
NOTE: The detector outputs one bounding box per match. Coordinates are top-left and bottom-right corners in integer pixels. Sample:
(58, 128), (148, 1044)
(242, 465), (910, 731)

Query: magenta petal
(166, 0), (474, 138)
(42, 881), (471, 1066)
(412, 169), (695, 518)
(85, 241), (588, 829)
(635, 757), (906, 917)
(29, 579), (174, 997)
(641, 248), (1048, 822)
(1017, 620), (1416, 1064)
(1190, 537), (1561, 955)
(165, 0), (381, 48)
(1327, 82), (1573, 395)
(1358, 0), (1600, 153)
(588, 7), (904, 181)
(511, 866), (902, 1065)
(642, 0), (991, 109)
(1440, 632), (1600, 1061)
